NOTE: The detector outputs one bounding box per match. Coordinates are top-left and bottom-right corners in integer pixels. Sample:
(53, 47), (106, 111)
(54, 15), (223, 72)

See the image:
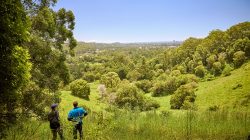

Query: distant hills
(76, 41), (183, 48)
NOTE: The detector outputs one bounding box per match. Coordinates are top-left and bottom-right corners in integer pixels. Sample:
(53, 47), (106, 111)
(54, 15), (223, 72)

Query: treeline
(67, 22), (250, 111)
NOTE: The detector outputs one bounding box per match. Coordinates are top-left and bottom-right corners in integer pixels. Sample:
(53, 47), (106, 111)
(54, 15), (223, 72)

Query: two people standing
(48, 101), (88, 140)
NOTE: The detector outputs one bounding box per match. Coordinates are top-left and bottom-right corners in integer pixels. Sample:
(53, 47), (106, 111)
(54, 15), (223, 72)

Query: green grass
(59, 82), (107, 118)
(195, 62), (250, 111)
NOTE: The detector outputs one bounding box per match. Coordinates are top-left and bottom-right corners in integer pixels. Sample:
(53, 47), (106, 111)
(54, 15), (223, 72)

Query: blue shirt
(68, 107), (87, 124)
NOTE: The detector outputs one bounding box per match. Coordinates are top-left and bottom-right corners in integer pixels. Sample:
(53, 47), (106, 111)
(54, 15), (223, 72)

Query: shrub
(135, 80), (152, 93)
(115, 84), (144, 109)
(100, 72), (121, 89)
(212, 62), (223, 76)
(98, 84), (107, 99)
(204, 73), (215, 81)
(83, 72), (95, 82)
(152, 74), (197, 97)
(194, 65), (206, 78)
(151, 81), (166, 97)
(208, 105), (219, 111)
(117, 67), (128, 80)
(126, 70), (142, 81)
(115, 83), (159, 110)
(69, 79), (90, 99)
(170, 83), (197, 109)
(21, 82), (54, 119)
(233, 51), (246, 68)
(143, 98), (160, 111)
(222, 64), (233, 76)
(170, 70), (181, 77)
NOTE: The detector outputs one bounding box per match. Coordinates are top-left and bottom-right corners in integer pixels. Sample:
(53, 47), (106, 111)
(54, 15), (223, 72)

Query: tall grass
(4, 108), (250, 140)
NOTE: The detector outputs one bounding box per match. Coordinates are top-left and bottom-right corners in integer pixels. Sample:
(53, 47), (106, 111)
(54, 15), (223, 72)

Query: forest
(0, 0), (250, 139)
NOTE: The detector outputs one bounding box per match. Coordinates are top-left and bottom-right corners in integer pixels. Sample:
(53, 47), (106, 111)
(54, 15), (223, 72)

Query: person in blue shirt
(68, 101), (88, 140)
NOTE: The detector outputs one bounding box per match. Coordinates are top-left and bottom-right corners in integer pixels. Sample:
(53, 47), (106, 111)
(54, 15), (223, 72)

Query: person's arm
(84, 111), (88, 116)
(68, 111), (73, 121)
(56, 111), (60, 121)
(82, 108), (88, 118)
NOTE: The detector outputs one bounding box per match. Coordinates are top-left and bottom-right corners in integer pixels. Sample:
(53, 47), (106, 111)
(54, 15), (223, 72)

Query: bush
(21, 82), (54, 119)
(143, 98), (160, 111)
(152, 74), (197, 97)
(83, 72), (96, 82)
(208, 105), (219, 111)
(170, 70), (181, 77)
(204, 73), (215, 81)
(233, 51), (246, 68)
(194, 65), (206, 78)
(115, 83), (159, 110)
(222, 64), (233, 76)
(152, 78), (178, 97)
(151, 81), (166, 97)
(212, 62), (222, 76)
(98, 84), (107, 99)
(170, 82), (197, 109)
(100, 72), (121, 89)
(69, 79), (90, 99)
(135, 80), (152, 93)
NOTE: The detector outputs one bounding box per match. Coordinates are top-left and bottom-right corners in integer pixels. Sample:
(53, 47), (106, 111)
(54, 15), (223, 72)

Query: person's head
(73, 101), (78, 108)
(51, 104), (58, 110)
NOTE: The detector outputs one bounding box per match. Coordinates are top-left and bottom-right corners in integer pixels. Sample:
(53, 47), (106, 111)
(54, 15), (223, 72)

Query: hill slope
(195, 61), (250, 110)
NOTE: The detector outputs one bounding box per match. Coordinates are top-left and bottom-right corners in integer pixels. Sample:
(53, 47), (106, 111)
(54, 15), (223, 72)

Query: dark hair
(73, 101), (78, 107)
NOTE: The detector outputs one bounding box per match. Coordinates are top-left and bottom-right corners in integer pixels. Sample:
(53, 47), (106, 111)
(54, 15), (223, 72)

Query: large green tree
(0, 0), (32, 137)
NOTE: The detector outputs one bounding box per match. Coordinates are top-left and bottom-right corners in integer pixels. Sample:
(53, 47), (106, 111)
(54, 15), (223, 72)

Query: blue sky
(54, 0), (250, 43)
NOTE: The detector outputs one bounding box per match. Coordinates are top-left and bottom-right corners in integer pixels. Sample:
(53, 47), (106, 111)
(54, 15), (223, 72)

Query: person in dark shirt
(48, 104), (64, 140)
(68, 101), (88, 140)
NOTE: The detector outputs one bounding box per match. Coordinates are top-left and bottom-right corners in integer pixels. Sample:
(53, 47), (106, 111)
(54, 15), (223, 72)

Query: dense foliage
(0, 0), (77, 137)
(69, 79), (90, 99)
(115, 83), (159, 111)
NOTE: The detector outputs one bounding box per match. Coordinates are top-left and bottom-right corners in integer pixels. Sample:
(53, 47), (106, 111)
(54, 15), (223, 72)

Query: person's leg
(51, 129), (57, 140)
(78, 124), (83, 140)
(57, 127), (64, 140)
(73, 125), (77, 139)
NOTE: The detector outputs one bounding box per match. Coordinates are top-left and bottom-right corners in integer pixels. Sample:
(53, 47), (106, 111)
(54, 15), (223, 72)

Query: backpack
(49, 111), (60, 129)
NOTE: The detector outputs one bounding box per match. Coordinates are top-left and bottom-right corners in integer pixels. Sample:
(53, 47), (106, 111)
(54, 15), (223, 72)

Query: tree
(170, 83), (197, 109)
(212, 62), (222, 76)
(232, 38), (250, 58)
(126, 69), (142, 81)
(0, 0), (32, 136)
(206, 54), (217, 69)
(194, 65), (206, 78)
(135, 80), (152, 93)
(27, 6), (76, 92)
(222, 63), (233, 76)
(100, 72), (121, 89)
(0, 0), (30, 111)
(70, 79), (90, 99)
(115, 83), (159, 110)
(233, 51), (246, 68)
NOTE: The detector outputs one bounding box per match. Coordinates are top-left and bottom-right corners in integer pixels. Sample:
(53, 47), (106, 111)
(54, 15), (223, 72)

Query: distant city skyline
(54, 0), (250, 43)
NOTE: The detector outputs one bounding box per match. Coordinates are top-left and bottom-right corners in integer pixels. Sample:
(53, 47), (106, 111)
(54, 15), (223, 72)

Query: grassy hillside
(148, 61), (250, 111)
(4, 62), (250, 140)
(59, 82), (107, 118)
(195, 61), (250, 111)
